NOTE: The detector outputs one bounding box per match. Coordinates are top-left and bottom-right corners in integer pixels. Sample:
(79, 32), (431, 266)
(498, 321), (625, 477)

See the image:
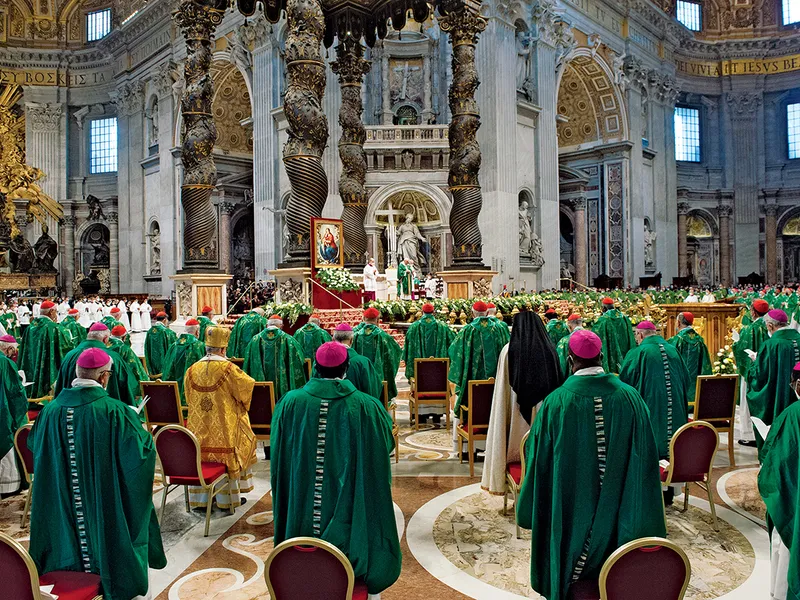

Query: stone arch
(687, 209), (718, 237)
(366, 182), (451, 227)
(210, 59), (253, 155)
(79, 221), (110, 276)
(556, 50), (628, 150)
(686, 209), (717, 286)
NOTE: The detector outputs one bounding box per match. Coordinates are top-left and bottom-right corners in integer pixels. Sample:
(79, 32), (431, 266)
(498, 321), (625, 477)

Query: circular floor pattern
(717, 468), (767, 527)
(408, 483), (770, 600)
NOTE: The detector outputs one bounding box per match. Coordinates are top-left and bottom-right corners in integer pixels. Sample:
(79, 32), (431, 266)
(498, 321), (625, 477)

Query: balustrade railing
(365, 125), (449, 145)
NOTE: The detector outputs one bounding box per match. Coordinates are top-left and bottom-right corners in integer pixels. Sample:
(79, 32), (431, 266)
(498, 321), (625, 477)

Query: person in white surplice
(363, 258), (378, 302)
(481, 311), (563, 495)
(140, 298), (152, 330)
(130, 299), (143, 332)
(117, 299), (131, 330)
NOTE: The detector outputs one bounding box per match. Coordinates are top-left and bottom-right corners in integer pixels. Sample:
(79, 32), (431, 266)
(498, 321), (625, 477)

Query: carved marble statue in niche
(519, 199), (544, 267)
(644, 221), (656, 269)
(33, 224), (58, 272)
(150, 223), (161, 275)
(87, 195), (105, 221)
(147, 101), (159, 147)
(515, 26), (534, 100)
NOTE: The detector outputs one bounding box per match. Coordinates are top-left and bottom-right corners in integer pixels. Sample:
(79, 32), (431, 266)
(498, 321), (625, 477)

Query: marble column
(422, 54), (433, 123)
(219, 202), (235, 275)
(61, 216), (76, 293)
(381, 49), (393, 125)
(718, 203), (732, 286)
(573, 197), (588, 286)
(765, 203), (778, 285)
(108, 212), (119, 293)
(677, 200), (690, 278)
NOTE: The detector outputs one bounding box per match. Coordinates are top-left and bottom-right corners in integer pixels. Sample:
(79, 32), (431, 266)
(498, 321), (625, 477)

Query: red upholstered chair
(505, 430), (530, 539)
(661, 421), (720, 531)
(380, 381), (400, 464)
(0, 532), (103, 600)
(140, 380), (184, 430)
(14, 424), (34, 528)
(249, 382), (276, 444)
(409, 358), (451, 430)
(153, 425), (233, 537)
(265, 537), (366, 600)
(456, 378), (495, 477)
(692, 375), (738, 466)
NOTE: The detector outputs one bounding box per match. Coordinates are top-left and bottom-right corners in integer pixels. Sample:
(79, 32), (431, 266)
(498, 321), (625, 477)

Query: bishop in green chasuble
(667, 312), (712, 401)
(243, 316), (307, 401)
(162, 320), (206, 404)
(591, 299), (636, 374)
(325, 324), (383, 399)
(61, 310), (87, 346)
(226, 308), (267, 358)
(197, 305), (216, 343)
(353, 308), (402, 400)
(144, 313), (178, 376)
(29, 348), (166, 600)
(733, 300), (771, 445)
(272, 343), (402, 595)
(293, 317), (332, 360)
(0, 350), (27, 493)
(545, 309), (569, 346)
(109, 326), (149, 382)
(620, 322), (691, 459)
(556, 314), (585, 379)
(402, 306), (455, 379)
(18, 303), (74, 399)
(517, 330), (665, 600)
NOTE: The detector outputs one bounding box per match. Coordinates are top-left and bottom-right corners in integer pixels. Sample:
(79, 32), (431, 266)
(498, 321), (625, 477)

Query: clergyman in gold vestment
(185, 327), (257, 509)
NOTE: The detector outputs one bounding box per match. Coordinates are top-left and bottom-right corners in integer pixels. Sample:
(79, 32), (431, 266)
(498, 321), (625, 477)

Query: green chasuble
(227, 311), (267, 358)
(312, 346), (383, 399)
(0, 354), (28, 460)
(668, 327), (712, 401)
(352, 323), (403, 400)
(293, 322), (332, 361)
(556, 328), (582, 379)
(60, 315), (87, 346)
(162, 334), (206, 404)
(54, 340), (140, 407)
(144, 323), (178, 376)
(19, 317), (73, 399)
(448, 316), (510, 412)
(0, 310), (21, 338)
(272, 378), (402, 594)
(397, 262), (412, 295)
(28, 385), (166, 600)
(759, 401), (800, 600)
(591, 309), (636, 374)
(402, 314), (456, 379)
(747, 327), (800, 451)
(546, 319), (570, 347)
(243, 328), (307, 401)
(197, 315), (215, 344)
(619, 335), (691, 459)
(109, 338), (148, 381)
(100, 317), (131, 346)
(516, 374), (666, 600)
(733, 317), (769, 380)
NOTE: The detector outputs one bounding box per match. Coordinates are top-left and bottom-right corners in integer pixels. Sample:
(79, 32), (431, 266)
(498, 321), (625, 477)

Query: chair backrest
(380, 381), (390, 412)
(231, 358), (245, 368)
(304, 358), (312, 382)
(414, 358), (449, 394)
(467, 378), (495, 428)
(694, 375), (737, 423)
(665, 421), (719, 484)
(265, 537), (355, 600)
(139, 355), (149, 376)
(600, 537), (691, 600)
(141, 380), (183, 427)
(519, 430), (530, 485)
(0, 532), (40, 600)
(249, 382), (276, 429)
(14, 424), (33, 482)
(153, 425), (207, 485)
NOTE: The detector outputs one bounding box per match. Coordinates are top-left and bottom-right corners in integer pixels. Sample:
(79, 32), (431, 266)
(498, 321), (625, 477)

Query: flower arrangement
(713, 345), (737, 375)
(316, 268), (360, 292)
(264, 302), (314, 325)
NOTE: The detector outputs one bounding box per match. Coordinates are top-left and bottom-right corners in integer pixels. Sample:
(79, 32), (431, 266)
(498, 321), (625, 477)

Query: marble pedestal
(171, 273), (231, 321)
(271, 267), (313, 304)
(438, 270), (498, 299)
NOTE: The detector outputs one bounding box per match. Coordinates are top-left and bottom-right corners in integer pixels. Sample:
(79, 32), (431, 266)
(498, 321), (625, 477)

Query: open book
(750, 416), (771, 440)
(17, 370), (34, 387)
(130, 395), (150, 415)
(39, 584), (58, 599)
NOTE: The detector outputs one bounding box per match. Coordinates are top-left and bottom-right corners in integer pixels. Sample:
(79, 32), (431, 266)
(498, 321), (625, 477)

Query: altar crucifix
(375, 199), (408, 267)
(392, 60), (421, 101)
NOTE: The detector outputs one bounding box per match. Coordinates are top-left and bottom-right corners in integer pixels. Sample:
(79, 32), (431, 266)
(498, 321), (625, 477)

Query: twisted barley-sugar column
(174, 0), (227, 271)
(332, 39), (370, 268)
(282, 0), (329, 265)
(440, 3), (486, 268)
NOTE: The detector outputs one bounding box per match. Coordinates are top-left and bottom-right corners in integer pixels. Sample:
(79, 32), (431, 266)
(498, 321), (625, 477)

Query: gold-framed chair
(660, 421), (720, 531)
(249, 382), (276, 445)
(692, 374), (738, 466)
(504, 430), (530, 539)
(230, 358), (245, 368)
(265, 536), (365, 600)
(153, 425), (233, 537)
(304, 358), (313, 382)
(0, 532), (103, 600)
(139, 355), (149, 377)
(409, 358), (450, 431)
(456, 378), (495, 477)
(380, 381), (400, 464)
(140, 380), (184, 430)
(13, 424), (34, 528)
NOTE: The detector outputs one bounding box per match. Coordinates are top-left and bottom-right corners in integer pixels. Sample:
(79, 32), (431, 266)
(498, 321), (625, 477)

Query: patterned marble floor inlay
(720, 468), (767, 525)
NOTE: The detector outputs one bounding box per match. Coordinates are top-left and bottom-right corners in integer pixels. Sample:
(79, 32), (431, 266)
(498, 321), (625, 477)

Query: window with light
(784, 0), (800, 24)
(86, 8), (112, 42)
(788, 103), (800, 159)
(90, 118), (118, 174)
(674, 106), (701, 163)
(677, 0), (702, 30)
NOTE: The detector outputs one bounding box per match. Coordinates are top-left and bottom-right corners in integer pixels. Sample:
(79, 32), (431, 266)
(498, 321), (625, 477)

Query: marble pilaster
(61, 215), (77, 292)
(677, 198), (690, 278)
(381, 49), (392, 125)
(219, 201), (235, 275)
(718, 203), (733, 286)
(572, 197), (588, 286)
(108, 212), (120, 293)
(764, 203), (778, 285)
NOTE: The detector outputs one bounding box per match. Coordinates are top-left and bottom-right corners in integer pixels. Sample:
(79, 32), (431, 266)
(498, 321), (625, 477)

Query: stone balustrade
(364, 125), (450, 171)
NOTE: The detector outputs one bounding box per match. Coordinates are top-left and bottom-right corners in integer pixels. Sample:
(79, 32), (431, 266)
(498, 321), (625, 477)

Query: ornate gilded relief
(687, 215), (714, 238)
(211, 63), (253, 154)
(375, 191), (442, 228)
(783, 216), (800, 236)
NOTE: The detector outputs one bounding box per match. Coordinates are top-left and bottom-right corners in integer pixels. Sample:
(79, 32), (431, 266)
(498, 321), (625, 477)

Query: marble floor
(8, 334), (767, 599)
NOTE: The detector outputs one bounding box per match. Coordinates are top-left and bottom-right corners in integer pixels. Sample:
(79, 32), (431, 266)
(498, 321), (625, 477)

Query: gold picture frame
(311, 218), (345, 269)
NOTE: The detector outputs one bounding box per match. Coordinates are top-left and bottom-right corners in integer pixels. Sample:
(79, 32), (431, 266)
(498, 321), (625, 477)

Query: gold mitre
(205, 326), (230, 348)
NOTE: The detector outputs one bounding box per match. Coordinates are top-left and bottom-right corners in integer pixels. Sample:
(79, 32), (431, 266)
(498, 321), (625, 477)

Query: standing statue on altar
(397, 213), (427, 267)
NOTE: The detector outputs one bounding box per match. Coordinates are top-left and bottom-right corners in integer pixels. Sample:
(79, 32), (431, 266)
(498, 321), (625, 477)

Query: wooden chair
(140, 380), (183, 430)
(661, 421), (720, 531)
(380, 381), (400, 464)
(693, 374), (738, 466)
(567, 537), (691, 600)
(409, 358), (450, 431)
(265, 537), (366, 600)
(504, 430), (530, 539)
(139, 355), (149, 376)
(13, 424), (33, 528)
(249, 382), (276, 445)
(0, 532), (103, 600)
(304, 358), (313, 381)
(153, 425), (233, 537)
(230, 358), (245, 368)
(456, 378), (495, 477)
